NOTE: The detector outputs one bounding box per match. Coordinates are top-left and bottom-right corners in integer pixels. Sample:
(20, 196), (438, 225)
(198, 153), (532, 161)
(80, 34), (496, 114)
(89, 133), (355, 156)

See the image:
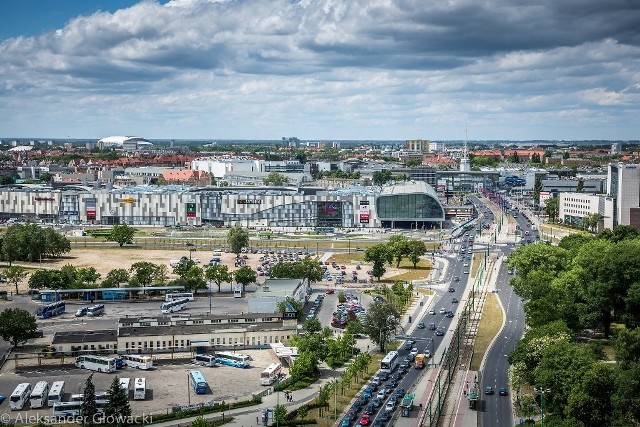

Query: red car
(325, 289), (335, 294)
(359, 414), (371, 425)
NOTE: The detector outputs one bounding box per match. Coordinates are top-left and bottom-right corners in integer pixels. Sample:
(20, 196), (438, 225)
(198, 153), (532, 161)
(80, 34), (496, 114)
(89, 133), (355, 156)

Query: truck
(401, 393), (415, 417)
(468, 384), (479, 410)
(414, 354), (427, 369)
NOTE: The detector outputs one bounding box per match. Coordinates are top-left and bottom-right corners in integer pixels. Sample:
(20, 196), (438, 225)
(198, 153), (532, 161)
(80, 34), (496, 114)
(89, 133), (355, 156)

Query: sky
(0, 0), (639, 141)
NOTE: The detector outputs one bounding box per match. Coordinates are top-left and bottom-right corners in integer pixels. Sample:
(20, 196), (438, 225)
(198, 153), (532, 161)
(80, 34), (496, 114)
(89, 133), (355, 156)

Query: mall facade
(0, 181), (445, 229)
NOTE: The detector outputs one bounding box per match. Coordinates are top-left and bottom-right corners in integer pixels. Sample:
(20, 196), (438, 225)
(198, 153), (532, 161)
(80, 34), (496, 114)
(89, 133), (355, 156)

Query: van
(75, 307), (88, 317)
(429, 322), (436, 330)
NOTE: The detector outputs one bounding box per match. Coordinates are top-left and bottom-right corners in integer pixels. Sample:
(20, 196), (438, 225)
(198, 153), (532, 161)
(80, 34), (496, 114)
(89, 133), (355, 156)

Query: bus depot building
(48, 313), (298, 356)
(0, 181), (445, 229)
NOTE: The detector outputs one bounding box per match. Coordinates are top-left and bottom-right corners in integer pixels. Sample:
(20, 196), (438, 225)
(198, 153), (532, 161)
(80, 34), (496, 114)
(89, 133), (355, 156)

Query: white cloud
(0, 0), (639, 140)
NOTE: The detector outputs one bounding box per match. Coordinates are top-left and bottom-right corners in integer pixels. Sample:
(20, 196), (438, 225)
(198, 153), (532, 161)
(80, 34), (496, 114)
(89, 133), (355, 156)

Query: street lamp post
(534, 388), (551, 427)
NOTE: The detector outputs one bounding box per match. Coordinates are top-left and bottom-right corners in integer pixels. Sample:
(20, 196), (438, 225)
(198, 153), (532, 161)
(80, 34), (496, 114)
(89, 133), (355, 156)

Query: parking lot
(0, 348), (281, 421)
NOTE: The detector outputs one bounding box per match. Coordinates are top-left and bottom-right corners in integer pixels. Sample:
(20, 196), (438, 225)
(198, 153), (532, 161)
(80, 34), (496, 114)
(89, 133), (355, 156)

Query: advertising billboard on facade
(359, 200), (370, 223)
(317, 202), (342, 226)
(86, 199), (96, 220)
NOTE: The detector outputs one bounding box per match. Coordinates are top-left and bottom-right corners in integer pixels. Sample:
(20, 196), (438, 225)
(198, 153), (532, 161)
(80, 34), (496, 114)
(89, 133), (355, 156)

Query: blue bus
(189, 370), (208, 394)
(36, 301), (65, 319)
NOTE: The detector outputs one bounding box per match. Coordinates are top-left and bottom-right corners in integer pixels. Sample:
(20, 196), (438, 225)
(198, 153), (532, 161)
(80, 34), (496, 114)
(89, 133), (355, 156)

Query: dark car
(435, 329), (445, 336)
(445, 312), (455, 318)
(379, 371), (389, 381)
(394, 388), (406, 398)
(452, 297), (459, 303)
(371, 397), (383, 407)
(378, 410), (392, 421)
(484, 386), (494, 395)
(499, 387), (509, 396)
(448, 287), (456, 292)
(363, 404), (375, 415)
(417, 321), (425, 329)
(372, 419), (384, 427)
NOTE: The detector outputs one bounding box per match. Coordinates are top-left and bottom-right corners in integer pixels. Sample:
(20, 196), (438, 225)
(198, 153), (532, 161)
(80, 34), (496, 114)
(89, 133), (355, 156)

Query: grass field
(383, 259), (432, 282)
(470, 292), (504, 371)
(328, 253), (366, 264)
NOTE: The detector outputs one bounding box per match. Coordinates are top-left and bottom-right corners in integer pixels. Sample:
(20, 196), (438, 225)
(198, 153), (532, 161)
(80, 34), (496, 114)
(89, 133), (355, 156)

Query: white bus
(160, 297), (189, 313)
(192, 354), (216, 367)
(260, 363), (283, 386)
(87, 304), (105, 317)
(29, 380), (49, 409)
(380, 350), (399, 373)
(75, 355), (117, 373)
(134, 378), (146, 400)
(53, 400), (108, 418)
(69, 392), (107, 402)
(215, 351), (252, 368)
(10, 383), (31, 410)
(47, 381), (65, 407)
(119, 378), (131, 396)
(165, 292), (194, 302)
(233, 284), (242, 298)
(120, 354), (153, 370)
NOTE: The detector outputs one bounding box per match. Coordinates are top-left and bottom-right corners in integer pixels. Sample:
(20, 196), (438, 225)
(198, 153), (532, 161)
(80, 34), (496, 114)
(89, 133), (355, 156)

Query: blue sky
(0, 0), (639, 141)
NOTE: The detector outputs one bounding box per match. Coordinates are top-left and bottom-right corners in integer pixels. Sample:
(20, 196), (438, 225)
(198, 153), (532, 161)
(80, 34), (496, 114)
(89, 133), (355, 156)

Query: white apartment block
(607, 163), (640, 229)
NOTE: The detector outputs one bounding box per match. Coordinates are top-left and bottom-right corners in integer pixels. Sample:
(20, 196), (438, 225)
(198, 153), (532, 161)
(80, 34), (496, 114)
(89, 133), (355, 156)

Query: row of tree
(506, 225), (640, 426)
(0, 223), (71, 264)
(363, 235), (427, 281)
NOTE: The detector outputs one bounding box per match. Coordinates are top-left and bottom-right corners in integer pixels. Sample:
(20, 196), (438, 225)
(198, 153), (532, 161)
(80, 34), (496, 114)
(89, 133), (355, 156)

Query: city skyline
(1, 0), (639, 141)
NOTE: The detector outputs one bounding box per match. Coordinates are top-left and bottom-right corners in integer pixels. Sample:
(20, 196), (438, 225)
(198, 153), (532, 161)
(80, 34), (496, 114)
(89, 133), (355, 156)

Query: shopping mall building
(0, 181), (445, 229)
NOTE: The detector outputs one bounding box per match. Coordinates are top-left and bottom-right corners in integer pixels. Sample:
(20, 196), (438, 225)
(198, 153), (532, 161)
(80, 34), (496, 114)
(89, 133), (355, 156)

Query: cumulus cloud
(0, 0), (639, 139)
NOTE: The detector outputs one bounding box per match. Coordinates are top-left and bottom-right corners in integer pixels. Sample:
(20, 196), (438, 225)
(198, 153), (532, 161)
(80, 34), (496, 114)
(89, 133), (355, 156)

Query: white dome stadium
(97, 136), (152, 149)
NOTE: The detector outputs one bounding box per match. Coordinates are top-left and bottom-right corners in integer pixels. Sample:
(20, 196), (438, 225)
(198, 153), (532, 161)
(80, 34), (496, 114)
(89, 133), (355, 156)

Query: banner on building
(359, 200), (370, 223)
(186, 203), (197, 218)
(86, 199), (96, 220)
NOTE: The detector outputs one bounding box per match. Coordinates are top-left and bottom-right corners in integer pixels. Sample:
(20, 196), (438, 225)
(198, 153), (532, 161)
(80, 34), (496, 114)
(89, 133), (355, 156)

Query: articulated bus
(75, 355), (117, 373)
(192, 354), (216, 367)
(260, 363), (283, 386)
(215, 351), (251, 368)
(380, 350), (399, 373)
(36, 301), (65, 319)
(188, 370), (208, 394)
(47, 381), (65, 407)
(160, 297), (189, 313)
(29, 381), (49, 409)
(134, 378), (146, 400)
(87, 304), (105, 317)
(10, 383), (32, 410)
(165, 292), (194, 301)
(120, 354), (153, 370)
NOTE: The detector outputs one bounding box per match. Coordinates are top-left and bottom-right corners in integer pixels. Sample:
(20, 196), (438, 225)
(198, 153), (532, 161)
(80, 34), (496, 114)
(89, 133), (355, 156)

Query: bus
(47, 381), (65, 407)
(120, 354), (153, 370)
(87, 304), (105, 317)
(119, 378), (131, 396)
(260, 363), (283, 386)
(133, 378), (146, 400)
(215, 351), (251, 368)
(69, 391), (107, 403)
(75, 355), (117, 373)
(233, 284), (242, 298)
(36, 300), (65, 319)
(53, 400), (108, 418)
(165, 292), (195, 302)
(188, 370), (208, 394)
(10, 383), (32, 410)
(29, 380), (49, 409)
(380, 350), (399, 373)
(192, 354), (216, 367)
(160, 297), (189, 314)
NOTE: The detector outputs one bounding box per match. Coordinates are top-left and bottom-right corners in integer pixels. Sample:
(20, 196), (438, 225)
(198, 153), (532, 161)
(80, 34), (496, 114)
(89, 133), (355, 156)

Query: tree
(205, 264), (232, 293)
(104, 376), (131, 424)
(39, 172), (53, 183)
(533, 176), (543, 209)
(263, 172), (289, 186)
(107, 224), (136, 247)
(153, 264), (169, 286)
(233, 265), (256, 291)
(545, 197), (560, 222)
(227, 226), (249, 257)
(77, 267), (101, 288)
(360, 300), (399, 353)
(3, 266), (28, 294)
(576, 178), (585, 193)
(509, 151), (520, 163)
(388, 234), (410, 267)
(273, 404), (288, 426)
(277, 296), (304, 320)
(407, 239), (427, 269)
(531, 153), (541, 164)
(372, 170), (392, 185)
(129, 262), (159, 287)
(29, 269), (64, 290)
(1, 223), (70, 264)
(180, 266), (207, 293)
(81, 374), (98, 425)
(0, 308), (38, 347)
(102, 269), (130, 288)
(364, 244), (391, 281)
(173, 258), (196, 279)
(405, 159), (421, 167)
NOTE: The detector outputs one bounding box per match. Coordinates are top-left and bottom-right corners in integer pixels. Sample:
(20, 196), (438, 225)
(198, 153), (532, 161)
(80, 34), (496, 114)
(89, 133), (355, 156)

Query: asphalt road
(476, 196), (534, 427)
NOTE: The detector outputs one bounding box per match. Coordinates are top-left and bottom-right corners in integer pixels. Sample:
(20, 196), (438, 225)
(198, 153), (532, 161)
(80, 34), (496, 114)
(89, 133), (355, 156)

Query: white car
(377, 389), (386, 400)
(463, 262), (469, 267)
(410, 347), (419, 357)
(439, 307), (446, 314)
(385, 400), (396, 412)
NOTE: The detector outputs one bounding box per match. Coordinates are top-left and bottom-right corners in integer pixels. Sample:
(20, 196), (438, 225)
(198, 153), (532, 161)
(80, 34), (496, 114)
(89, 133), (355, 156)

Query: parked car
(75, 307), (88, 317)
